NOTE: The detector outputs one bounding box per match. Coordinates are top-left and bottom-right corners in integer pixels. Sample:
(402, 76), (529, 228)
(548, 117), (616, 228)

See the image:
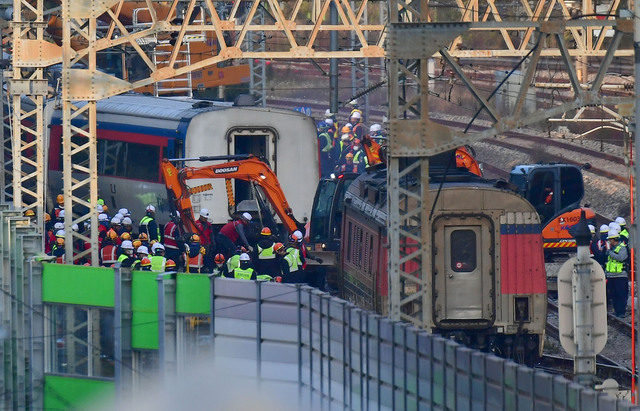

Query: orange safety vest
(186, 253), (204, 273)
(101, 245), (118, 265)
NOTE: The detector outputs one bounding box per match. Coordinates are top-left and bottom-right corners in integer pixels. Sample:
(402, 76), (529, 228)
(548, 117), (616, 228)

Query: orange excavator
(161, 155), (306, 240)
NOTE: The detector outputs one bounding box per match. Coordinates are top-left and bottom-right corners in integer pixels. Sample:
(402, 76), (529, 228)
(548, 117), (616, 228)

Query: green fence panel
(44, 375), (114, 410)
(132, 271), (159, 349)
(42, 264), (114, 307)
(176, 273), (210, 315)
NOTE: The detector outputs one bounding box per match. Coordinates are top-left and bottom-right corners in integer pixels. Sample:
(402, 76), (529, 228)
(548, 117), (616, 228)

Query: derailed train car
(339, 156), (547, 364)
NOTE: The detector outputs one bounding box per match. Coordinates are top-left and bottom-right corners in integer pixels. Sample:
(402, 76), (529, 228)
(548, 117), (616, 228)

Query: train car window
(528, 170), (556, 224)
(450, 229), (477, 272)
(560, 167), (583, 209)
(97, 139), (161, 182)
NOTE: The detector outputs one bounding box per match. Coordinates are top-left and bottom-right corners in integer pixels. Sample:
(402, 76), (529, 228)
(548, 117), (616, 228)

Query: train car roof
(46, 93), (314, 123)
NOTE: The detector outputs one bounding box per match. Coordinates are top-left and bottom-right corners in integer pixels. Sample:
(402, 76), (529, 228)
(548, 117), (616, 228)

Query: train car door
(432, 215), (494, 328)
(227, 127), (276, 205)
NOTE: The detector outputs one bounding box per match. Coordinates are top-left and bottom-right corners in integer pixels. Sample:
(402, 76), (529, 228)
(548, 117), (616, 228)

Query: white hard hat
(588, 224), (595, 234)
(72, 224), (79, 232)
(293, 230), (303, 240)
(199, 208), (210, 218)
(325, 118), (334, 126)
(175, 210), (180, 218)
(151, 242), (165, 253)
(58, 209), (65, 219)
(324, 108), (335, 117)
(599, 224), (609, 233)
(137, 245), (149, 255)
(114, 213), (124, 220)
(348, 99), (358, 106)
(122, 217), (132, 225)
(242, 212), (252, 221)
(615, 216), (626, 226)
(54, 222), (64, 230)
(239, 253), (250, 261)
(55, 229), (65, 237)
(607, 229), (620, 239)
(341, 134), (350, 141)
(118, 208), (130, 217)
(121, 240), (133, 250)
(345, 123), (353, 129)
(370, 123), (382, 132)
(98, 213), (108, 222)
(146, 204), (155, 212)
(96, 204), (104, 213)
(111, 217), (121, 224)
(351, 111), (362, 119)
(609, 222), (621, 232)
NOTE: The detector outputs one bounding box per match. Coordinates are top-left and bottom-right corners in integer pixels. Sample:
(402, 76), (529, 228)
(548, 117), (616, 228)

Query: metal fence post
(256, 280), (262, 384)
(297, 285), (302, 408)
(209, 275), (215, 364)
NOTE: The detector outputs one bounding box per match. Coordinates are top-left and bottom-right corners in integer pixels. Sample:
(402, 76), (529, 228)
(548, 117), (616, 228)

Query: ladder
(152, 40), (194, 98)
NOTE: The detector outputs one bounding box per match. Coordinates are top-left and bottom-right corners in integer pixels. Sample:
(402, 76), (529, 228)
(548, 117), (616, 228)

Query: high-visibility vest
(256, 274), (273, 281)
(150, 255), (167, 273)
(258, 244), (275, 260)
(164, 222), (179, 249)
(187, 253), (204, 273)
(318, 132), (332, 152)
(234, 267), (254, 280)
(284, 249), (300, 272)
(227, 254), (240, 272)
(101, 245), (118, 265)
(117, 253), (129, 263)
(606, 244), (625, 275)
(140, 216), (161, 241)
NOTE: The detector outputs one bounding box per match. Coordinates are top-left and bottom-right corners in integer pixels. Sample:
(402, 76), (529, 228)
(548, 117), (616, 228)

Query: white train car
(45, 93), (320, 225)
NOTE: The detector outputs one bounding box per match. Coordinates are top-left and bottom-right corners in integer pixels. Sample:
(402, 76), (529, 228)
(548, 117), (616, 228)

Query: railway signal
(557, 211), (607, 386)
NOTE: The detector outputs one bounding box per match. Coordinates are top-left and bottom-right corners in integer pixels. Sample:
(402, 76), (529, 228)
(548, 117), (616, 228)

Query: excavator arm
(161, 156), (304, 236)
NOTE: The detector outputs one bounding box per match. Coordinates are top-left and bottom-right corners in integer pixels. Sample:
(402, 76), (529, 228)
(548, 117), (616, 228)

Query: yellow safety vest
(234, 267), (254, 280)
(606, 244), (624, 274)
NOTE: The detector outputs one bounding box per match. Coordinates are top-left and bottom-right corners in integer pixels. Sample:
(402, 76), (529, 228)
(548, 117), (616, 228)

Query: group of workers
(316, 101), (385, 177)
(43, 195), (321, 285)
(589, 216), (631, 317)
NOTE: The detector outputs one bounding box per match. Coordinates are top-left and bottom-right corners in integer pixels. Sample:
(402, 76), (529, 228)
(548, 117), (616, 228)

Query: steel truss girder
(10, 0), (50, 229)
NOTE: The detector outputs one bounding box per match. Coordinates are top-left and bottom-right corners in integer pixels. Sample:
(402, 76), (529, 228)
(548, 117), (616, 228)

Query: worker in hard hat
(150, 242), (167, 273)
(139, 205), (161, 242)
(615, 217), (629, 245)
(351, 139), (367, 172)
(49, 231), (66, 263)
(317, 121), (334, 177)
(212, 253), (231, 278)
(605, 229), (629, 317)
(52, 194), (64, 220)
(163, 211), (183, 264)
(324, 108), (339, 144)
(117, 240), (137, 268)
(232, 253), (256, 280)
(184, 234), (206, 273)
(332, 133), (353, 171)
(217, 212), (253, 258)
(350, 110), (365, 140)
(254, 227), (279, 277)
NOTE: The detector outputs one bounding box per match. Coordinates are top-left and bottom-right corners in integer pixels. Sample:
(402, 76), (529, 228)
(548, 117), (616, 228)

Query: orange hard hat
(107, 230), (118, 241)
(341, 125), (351, 133)
(24, 209), (35, 217)
(56, 237), (64, 246)
(261, 227), (272, 236)
(44, 213), (51, 222)
(274, 242), (285, 252)
(56, 194), (64, 204)
(165, 259), (176, 269)
(102, 205), (108, 213)
(132, 240), (142, 249)
(120, 232), (131, 241)
(346, 153), (354, 159)
(214, 253), (225, 264)
(140, 258), (151, 267)
(138, 232), (148, 241)
(191, 234), (200, 243)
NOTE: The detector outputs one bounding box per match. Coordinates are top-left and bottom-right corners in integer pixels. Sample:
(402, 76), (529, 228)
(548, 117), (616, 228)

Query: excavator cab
(308, 173), (358, 251)
(509, 163), (595, 256)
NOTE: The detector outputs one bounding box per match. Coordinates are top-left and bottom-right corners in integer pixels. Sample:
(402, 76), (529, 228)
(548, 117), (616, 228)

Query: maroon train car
(339, 166), (547, 364)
